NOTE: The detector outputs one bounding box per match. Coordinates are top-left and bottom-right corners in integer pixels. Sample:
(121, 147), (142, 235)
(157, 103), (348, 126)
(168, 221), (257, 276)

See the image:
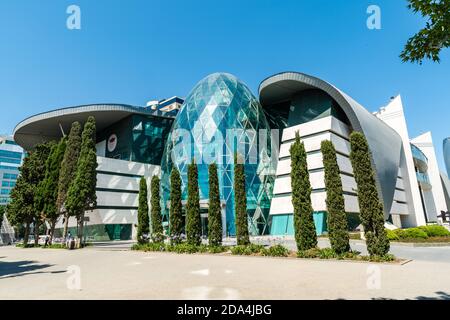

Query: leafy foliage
(418, 225), (450, 237)
(150, 175), (164, 243)
(169, 167), (183, 244)
(35, 138), (67, 242)
(208, 163), (222, 246)
(321, 140), (350, 254)
(387, 225), (450, 241)
(349, 132), (390, 256)
(261, 244), (290, 257)
(234, 153), (250, 245)
(137, 177), (150, 244)
(290, 132), (317, 251)
(231, 244), (265, 255)
(400, 0), (449, 64)
(7, 143), (52, 244)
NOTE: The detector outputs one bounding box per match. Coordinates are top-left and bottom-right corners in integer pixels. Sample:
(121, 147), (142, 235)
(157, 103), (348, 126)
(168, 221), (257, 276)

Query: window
(1, 189), (10, 195)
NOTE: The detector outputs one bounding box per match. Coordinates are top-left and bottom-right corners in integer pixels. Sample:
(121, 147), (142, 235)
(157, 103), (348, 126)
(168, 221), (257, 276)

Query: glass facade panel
(56, 224), (132, 241)
(161, 73), (275, 236)
(411, 143), (428, 165)
(97, 115), (174, 165)
(270, 212), (327, 235)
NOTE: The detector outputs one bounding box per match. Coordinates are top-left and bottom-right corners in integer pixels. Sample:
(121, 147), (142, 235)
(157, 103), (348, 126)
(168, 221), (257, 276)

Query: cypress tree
(169, 167), (183, 244)
(137, 177), (150, 244)
(349, 132), (390, 256)
(234, 153), (250, 246)
(57, 122), (82, 238)
(36, 138), (67, 244)
(150, 175), (164, 243)
(186, 159), (202, 246)
(66, 116), (97, 245)
(208, 163), (222, 247)
(290, 132), (317, 251)
(321, 140), (350, 254)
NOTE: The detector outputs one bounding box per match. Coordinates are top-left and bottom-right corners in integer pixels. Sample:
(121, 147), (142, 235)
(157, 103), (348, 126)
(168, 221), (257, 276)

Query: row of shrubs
(133, 242), (396, 262)
(132, 242), (292, 257)
(386, 225), (450, 241)
(132, 242), (227, 254)
(297, 248), (395, 262)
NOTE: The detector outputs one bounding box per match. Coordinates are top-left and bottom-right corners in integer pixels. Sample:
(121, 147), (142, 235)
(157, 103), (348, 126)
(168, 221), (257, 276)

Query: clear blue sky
(0, 0), (448, 170)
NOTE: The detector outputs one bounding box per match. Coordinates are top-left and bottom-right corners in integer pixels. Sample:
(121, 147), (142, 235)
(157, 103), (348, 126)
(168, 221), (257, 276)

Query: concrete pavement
(1, 245), (450, 300)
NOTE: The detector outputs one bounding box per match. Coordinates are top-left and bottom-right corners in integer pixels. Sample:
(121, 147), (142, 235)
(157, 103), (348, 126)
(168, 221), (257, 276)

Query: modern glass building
(0, 136), (25, 206)
(160, 73), (275, 236)
(11, 71), (449, 240)
(0, 136), (25, 244)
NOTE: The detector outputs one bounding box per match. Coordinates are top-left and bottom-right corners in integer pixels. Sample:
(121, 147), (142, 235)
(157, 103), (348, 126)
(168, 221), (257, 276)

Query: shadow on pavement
(0, 260), (63, 279)
(372, 291), (450, 300)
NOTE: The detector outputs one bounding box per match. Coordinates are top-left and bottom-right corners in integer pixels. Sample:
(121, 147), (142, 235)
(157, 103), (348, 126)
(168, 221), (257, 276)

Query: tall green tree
(321, 140), (350, 254)
(57, 122), (82, 238)
(400, 0), (449, 64)
(349, 132), (390, 256)
(169, 167), (183, 244)
(150, 175), (164, 243)
(36, 138), (67, 244)
(32, 143), (53, 245)
(234, 153), (249, 246)
(66, 117), (97, 245)
(7, 143), (51, 245)
(290, 132), (317, 251)
(186, 159), (201, 246)
(208, 163), (222, 247)
(137, 177), (150, 244)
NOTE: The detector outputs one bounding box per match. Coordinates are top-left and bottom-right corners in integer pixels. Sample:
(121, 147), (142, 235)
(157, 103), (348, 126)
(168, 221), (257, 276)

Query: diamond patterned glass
(160, 73), (275, 236)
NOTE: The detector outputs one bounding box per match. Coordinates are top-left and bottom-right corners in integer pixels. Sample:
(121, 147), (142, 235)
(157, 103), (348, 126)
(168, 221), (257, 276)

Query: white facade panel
(97, 191), (138, 208)
(97, 173), (140, 191)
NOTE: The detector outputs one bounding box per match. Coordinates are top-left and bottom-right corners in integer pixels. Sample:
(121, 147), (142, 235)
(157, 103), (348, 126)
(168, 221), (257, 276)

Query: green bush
(297, 247), (394, 262)
(261, 245), (289, 257)
(418, 225), (450, 237)
(132, 242), (166, 252)
(231, 244), (265, 255)
(166, 243), (200, 254)
(396, 228), (428, 239)
(208, 245), (228, 254)
(297, 248), (321, 259)
(386, 229), (400, 241)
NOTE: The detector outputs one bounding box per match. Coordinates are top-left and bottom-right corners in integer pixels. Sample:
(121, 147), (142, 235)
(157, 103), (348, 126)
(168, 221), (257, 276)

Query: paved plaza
(1, 243), (450, 300)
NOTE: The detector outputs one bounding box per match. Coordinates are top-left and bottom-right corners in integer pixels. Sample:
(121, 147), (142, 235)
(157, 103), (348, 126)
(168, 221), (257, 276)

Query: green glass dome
(160, 73), (275, 236)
